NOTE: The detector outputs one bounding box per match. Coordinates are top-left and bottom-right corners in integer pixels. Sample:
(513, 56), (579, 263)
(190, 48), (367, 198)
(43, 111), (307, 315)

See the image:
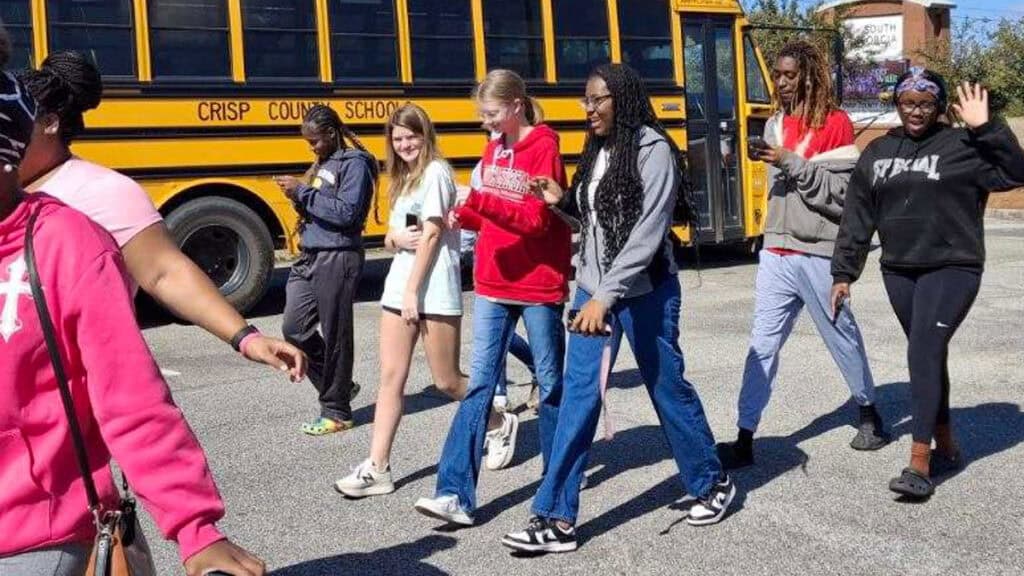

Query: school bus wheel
(164, 196), (275, 314)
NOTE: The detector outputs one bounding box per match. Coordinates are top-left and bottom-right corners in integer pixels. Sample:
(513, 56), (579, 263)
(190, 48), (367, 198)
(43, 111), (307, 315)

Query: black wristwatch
(230, 324), (260, 352)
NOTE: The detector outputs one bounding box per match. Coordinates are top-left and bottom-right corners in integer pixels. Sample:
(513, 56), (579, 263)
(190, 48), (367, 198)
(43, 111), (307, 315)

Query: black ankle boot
(850, 405), (890, 451)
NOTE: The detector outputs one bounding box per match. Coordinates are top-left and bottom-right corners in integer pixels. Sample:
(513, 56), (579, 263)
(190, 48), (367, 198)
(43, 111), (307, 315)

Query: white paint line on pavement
(160, 369), (182, 377)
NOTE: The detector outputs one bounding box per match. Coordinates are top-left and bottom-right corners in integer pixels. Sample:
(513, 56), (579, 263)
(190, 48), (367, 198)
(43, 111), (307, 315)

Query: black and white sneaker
(501, 517), (578, 553)
(686, 475), (736, 526)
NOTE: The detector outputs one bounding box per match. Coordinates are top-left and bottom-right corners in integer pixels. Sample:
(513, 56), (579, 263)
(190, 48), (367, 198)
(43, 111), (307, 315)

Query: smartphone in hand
(405, 213), (420, 229)
(831, 294), (847, 325)
(747, 136), (769, 161)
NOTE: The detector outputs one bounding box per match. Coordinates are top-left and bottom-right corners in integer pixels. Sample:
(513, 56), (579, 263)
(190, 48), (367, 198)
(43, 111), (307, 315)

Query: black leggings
(882, 266), (981, 443)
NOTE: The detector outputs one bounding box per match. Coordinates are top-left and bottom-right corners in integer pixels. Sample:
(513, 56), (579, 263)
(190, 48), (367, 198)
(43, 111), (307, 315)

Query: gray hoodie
(576, 126), (678, 308)
(763, 112), (861, 257)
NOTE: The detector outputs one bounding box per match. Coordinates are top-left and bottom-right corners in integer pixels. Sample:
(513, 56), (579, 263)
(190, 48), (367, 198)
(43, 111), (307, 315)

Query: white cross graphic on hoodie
(0, 255), (32, 342)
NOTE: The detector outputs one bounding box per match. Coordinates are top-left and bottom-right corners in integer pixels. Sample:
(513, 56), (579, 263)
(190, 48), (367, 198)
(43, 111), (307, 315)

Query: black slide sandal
(889, 467), (934, 500)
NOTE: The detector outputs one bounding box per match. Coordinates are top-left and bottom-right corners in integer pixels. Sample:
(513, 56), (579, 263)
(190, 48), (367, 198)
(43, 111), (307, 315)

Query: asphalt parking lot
(138, 217), (1024, 576)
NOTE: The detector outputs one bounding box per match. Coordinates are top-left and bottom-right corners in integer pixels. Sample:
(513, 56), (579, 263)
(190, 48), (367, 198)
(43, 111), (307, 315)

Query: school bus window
(617, 0), (672, 81)
(683, 24), (706, 120)
(148, 0), (231, 79)
(407, 0), (474, 81)
(47, 0), (136, 78)
(242, 0), (319, 80)
(329, 0), (400, 83)
(715, 27), (736, 118)
(0, 1), (33, 69)
(482, 0), (545, 81)
(744, 35), (771, 104)
(552, 0), (610, 81)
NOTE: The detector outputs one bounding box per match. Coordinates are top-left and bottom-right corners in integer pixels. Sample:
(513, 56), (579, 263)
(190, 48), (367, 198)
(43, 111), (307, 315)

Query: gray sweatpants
(0, 544), (89, 576)
(282, 248), (364, 422)
(738, 250), (876, 432)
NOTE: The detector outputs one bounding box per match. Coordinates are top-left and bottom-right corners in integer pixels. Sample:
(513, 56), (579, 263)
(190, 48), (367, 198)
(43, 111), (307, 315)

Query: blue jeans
(496, 331), (535, 397)
(434, 296), (565, 513)
(532, 278), (722, 524)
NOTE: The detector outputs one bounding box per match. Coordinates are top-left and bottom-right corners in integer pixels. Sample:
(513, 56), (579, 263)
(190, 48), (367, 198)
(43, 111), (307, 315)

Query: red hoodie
(456, 124), (571, 303)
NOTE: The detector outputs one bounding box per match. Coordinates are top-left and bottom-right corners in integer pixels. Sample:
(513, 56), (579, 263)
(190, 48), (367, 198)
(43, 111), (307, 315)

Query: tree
(918, 17), (1024, 117)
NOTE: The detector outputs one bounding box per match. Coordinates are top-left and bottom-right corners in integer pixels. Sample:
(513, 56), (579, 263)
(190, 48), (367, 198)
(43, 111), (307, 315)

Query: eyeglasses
(897, 100), (938, 114)
(579, 94), (613, 110)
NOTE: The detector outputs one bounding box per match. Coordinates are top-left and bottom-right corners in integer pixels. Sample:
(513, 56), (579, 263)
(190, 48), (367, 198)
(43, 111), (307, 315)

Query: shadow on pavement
(269, 534), (455, 576)
(348, 385), (456, 427)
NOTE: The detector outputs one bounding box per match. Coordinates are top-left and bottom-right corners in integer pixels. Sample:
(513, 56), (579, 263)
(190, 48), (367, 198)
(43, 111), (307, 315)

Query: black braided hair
(573, 63), (682, 269)
(302, 104), (378, 176)
(18, 51), (102, 145)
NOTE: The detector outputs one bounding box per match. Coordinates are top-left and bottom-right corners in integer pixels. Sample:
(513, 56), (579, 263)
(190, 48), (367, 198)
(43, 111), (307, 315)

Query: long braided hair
(772, 40), (836, 131)
(572, 63), (681, 269)
(18, 51), (102, 145)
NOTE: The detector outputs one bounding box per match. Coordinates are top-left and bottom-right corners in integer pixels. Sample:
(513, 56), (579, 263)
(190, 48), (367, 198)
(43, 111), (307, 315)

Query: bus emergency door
(682, 15), (745, 243)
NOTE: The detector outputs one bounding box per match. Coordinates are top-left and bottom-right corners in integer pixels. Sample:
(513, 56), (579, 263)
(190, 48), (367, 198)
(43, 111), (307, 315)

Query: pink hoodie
(0, 194), (225, 562)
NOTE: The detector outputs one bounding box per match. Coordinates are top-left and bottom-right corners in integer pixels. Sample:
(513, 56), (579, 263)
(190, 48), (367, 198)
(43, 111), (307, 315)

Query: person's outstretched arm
(122, 222), (306, 381)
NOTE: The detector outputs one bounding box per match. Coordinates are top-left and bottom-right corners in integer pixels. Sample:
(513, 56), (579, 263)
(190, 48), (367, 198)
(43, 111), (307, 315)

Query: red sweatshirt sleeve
(464, 190), (551, 237)
(455, 203), (484, 232)
(68, 250), (226, 563)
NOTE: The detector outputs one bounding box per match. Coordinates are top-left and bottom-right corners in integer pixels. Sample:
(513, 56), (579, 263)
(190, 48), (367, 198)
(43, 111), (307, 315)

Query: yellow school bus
(4, 0), (773, 312)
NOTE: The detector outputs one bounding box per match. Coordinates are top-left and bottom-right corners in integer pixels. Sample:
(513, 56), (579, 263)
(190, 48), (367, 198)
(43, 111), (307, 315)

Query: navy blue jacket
(293, 148), (376, 250)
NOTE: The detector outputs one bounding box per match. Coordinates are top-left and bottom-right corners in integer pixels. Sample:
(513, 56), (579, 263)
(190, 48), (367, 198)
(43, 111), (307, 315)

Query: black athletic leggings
(882, 266), (981, 443)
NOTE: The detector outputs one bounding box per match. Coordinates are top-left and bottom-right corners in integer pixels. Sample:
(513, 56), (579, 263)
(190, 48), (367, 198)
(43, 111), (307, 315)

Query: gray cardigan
(575, 126), (678, 308)
(763, 112), (861, 257)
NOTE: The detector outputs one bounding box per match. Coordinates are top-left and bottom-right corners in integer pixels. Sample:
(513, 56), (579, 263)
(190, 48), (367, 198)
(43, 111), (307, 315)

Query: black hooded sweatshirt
(832, 121), (1024, 283)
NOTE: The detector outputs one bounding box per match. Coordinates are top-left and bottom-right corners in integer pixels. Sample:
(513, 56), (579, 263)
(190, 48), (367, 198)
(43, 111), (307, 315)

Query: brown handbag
(23, 206), (156, 576)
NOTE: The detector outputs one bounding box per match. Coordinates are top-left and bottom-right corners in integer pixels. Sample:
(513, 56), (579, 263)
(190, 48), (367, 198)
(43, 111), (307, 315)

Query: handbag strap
(23, 204), (103, 514)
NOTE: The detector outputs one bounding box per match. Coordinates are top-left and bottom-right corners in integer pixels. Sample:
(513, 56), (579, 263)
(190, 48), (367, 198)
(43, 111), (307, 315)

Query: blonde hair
(472, 68), (544, 125)
(385, 102), (443, 206)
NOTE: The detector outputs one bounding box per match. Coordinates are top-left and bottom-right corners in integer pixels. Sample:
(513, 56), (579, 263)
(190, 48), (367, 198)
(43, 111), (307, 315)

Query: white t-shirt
(586, 148), (610, 226)
(381, 160), (463, 316)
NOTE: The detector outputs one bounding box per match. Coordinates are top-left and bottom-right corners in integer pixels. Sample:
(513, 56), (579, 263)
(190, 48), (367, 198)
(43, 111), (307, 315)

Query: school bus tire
(164, 196), (274, 314)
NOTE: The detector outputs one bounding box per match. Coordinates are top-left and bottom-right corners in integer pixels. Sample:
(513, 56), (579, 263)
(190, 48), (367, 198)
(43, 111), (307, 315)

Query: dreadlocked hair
(18, 51), (102, 144)
(773, 40), (836, 131)
(572, 63), (681, 270)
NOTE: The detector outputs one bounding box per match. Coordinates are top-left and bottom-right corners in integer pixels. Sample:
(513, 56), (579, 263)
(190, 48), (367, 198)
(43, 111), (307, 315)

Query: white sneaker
(334, 459), (394, 498)
(485, 412), (519, 470)
(413, 494), (474, 526)
(686, 475), (736, 526)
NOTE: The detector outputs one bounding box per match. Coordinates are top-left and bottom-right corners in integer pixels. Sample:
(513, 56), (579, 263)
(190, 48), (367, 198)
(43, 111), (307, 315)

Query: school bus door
(681, 14), (745, 243)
